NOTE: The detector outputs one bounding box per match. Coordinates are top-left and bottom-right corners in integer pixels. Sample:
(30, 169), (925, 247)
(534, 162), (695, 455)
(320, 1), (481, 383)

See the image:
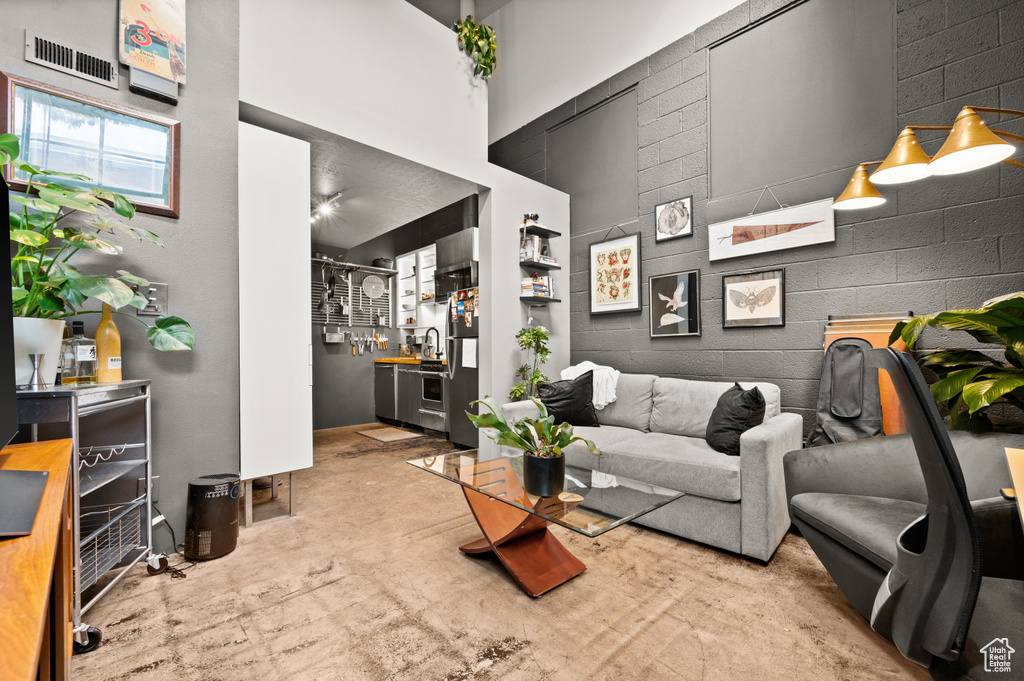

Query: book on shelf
(519, 233), (557, 264)
(521, 275), (554, 298)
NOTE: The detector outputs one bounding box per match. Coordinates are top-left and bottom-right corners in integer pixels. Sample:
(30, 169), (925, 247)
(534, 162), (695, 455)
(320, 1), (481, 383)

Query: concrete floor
(72, 424), (930, 680)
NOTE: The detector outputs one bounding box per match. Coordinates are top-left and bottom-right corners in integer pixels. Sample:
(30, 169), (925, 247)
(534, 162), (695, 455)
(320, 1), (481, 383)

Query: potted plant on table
(2, 133), (193, 385)
(467, 395), (600, 497)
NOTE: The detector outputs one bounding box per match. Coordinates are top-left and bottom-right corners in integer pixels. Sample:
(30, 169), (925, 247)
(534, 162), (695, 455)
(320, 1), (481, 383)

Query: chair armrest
(739, 412), (804, 561)
(782, 433), (926, 506)
(500, 400), (540, 423)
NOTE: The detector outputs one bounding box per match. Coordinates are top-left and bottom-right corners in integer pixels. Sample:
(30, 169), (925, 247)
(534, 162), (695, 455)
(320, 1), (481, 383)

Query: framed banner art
(589, 233), (641, 314)
(655, 196), (692, 242)
(722, 269), (785, 328)
(649, 270), (700, 337)
(708, 198), (834, 261)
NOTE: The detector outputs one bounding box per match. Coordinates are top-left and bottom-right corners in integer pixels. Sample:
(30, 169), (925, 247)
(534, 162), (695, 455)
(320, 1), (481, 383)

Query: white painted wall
(484, 0), (746, 142)
(238, 123), (312, 478)
(239, 0), (571, 401)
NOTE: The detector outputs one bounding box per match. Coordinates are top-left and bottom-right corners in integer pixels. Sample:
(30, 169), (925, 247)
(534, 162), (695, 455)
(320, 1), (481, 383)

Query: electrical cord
(151, 502), (197, 579)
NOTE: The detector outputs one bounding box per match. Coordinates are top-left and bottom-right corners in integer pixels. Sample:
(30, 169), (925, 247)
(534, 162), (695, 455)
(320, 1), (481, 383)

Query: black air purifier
(184, 474), (240, 560)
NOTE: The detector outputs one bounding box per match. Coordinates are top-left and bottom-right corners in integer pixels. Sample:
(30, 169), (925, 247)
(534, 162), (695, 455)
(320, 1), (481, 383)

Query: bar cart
(16, 380), (165, 654)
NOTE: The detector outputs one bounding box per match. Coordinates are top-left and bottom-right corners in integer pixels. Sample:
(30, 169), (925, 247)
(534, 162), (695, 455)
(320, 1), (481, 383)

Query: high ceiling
(406, 0), (513, 27)
(239, 104), (478, 251)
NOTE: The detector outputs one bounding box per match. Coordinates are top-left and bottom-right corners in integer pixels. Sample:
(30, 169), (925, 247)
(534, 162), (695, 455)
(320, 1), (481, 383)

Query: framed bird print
(655, 196), (692, 242)
(650, 270), (700, 337)
(722, 268), (785, 328)
(589, 233), (641, 315)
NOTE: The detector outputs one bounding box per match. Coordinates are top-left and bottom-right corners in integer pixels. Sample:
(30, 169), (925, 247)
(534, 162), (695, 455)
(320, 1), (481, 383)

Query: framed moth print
(589, 233), (641, 314)
(655, 196), (692, 242)
(650, 270), (700, 337)
(722, 268), (785, 328)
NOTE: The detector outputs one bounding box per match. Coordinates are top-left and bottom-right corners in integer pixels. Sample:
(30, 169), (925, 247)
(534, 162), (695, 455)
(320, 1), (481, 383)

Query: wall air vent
(23, 30), (118, 89)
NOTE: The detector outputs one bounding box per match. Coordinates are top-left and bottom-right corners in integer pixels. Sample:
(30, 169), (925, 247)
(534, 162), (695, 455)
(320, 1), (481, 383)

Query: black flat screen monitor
(0, 176), (17, 448)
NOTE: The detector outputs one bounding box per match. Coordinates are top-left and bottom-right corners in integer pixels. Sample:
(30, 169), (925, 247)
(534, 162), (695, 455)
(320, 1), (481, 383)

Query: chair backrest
(868, 348), (982, 666)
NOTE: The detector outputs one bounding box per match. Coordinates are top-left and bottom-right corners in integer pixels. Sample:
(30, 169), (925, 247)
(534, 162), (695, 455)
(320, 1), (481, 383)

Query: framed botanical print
(649, 270), (700, 337)
(722, 268), (785, 328)
(655, 196), (692, 242)
(589, 232), (640, 314)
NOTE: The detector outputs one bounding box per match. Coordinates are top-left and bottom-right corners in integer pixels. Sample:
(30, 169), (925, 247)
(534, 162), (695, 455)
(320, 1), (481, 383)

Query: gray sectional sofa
(502, 373), (803, 561)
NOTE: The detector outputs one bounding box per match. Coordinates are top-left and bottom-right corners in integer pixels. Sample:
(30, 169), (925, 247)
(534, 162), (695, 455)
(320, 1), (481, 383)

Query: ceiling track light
(834, 106), (1024, 211)
(310, 191), (345, 223)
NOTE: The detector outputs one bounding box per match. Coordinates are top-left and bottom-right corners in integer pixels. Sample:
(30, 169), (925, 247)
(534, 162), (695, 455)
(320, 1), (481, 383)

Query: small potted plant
(3, 133), (193, 385)
(509, 325), (550, 401)
(466, 395), (599, 497)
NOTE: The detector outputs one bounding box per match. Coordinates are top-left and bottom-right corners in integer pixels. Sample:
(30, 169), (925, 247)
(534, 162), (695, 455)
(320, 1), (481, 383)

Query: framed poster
(655, 196), (692, 242)
(0, 72), (181, 218)
(649, 270), (700, 337)
(119, 0), (187, 84)
(722, 269), (785, 328)
(708, 198), (834, 261)
(589, 233), (640, 314)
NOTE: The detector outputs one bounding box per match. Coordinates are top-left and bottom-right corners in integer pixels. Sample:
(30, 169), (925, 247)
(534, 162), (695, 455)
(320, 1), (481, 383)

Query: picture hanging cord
(602, 218), (639, 241)
(748, 186), (789, 216)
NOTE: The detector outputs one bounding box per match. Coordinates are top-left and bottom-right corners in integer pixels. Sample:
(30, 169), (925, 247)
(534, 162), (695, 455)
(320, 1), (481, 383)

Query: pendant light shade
(871, 127), (932, 184)
(927, 107), (1015, 175)
(833, 165), (886, 210)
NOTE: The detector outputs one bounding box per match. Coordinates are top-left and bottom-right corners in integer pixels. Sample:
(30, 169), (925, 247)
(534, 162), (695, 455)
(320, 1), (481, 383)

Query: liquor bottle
(95, 303), (122, 383)
(63, 321), (97, 385)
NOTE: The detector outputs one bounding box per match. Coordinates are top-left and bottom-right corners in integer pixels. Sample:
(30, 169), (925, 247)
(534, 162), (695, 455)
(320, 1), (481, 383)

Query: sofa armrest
(739, 412), (804, 561)
(500, 400), (541, 423)
(782, 433), (926, 506)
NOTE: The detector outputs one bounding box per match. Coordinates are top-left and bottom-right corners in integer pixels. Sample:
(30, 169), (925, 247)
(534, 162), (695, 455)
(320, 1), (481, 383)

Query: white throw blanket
(560, 361), (620, 410)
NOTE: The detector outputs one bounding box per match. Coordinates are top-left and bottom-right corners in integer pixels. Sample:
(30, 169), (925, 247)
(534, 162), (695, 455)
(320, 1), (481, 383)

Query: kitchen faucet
(425, 327), (441, 360)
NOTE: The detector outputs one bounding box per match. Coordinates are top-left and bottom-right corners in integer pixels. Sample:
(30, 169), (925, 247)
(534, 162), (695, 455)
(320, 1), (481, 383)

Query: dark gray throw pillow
(537, 370), (600, 427)
(705, 383), (766, 455)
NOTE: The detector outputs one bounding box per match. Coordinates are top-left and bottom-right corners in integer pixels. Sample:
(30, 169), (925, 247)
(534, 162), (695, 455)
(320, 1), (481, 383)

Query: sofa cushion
(600, 432), (742, 502)
(537, 370), (599, 427)
(597, 373), (657, 432)
(561, 425), (636, 468)
(705, 383), (766, 455)
(790, 492), (925, 570)
(650, 378), (780, 437)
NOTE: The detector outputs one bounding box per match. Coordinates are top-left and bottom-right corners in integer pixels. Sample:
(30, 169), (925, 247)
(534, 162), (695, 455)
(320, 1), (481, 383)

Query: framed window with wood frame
(1, 72), (181, 217)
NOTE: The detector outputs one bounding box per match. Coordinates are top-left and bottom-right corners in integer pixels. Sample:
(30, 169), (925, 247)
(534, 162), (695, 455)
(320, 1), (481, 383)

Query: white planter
(12, 317), (66, 387)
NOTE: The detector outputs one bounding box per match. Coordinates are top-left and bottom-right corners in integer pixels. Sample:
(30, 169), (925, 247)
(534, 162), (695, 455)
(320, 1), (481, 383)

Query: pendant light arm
(906, 125), (953, 132)
(968, 107), (1024, 119)
(992, 130), (1024, 144)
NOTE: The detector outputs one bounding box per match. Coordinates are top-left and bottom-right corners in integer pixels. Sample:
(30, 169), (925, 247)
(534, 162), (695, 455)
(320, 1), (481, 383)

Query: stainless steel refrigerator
(446, 287), (479, 448)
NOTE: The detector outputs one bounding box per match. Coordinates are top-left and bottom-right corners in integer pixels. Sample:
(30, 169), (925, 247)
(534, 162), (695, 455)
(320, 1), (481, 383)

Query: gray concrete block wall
(488, 0), (1024, 433)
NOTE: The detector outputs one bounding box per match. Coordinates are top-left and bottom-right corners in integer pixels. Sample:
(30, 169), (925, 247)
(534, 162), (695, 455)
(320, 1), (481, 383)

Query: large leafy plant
(890, 291), (1024, 431)
(509, 325), (550, 400)
(453, 15), (497, 79)
(2, 133), (193, 350)
(467, 395), (599, 458)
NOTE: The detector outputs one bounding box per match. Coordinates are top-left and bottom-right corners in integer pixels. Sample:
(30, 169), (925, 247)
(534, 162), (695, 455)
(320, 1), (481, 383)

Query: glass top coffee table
(408, 450), (684, 597)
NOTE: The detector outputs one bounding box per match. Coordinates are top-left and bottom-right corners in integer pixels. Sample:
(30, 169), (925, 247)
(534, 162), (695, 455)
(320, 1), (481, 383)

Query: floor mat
(356, 426), (424, 442)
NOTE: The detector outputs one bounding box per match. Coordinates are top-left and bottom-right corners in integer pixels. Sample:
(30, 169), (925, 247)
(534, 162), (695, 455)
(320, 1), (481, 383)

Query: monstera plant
(890, 292), (1024, 432)
(2, 132), (193, 351)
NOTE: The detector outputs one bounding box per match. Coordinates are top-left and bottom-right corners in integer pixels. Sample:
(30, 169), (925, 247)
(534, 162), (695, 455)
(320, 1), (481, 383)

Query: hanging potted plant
(2, 133), (193, 386)
(466, 396), (599, 497)
(453, 15), (497, 79)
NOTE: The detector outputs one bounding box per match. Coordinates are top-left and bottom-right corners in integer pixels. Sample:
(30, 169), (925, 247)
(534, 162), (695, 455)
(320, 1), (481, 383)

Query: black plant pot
(523, 454), (565, 497)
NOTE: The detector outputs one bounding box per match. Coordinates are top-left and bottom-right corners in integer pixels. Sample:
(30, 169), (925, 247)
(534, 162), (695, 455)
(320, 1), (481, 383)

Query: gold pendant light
(871, 127), (932, 185)
(833, 164), (885, 210)
(927, 107), (1015, 175)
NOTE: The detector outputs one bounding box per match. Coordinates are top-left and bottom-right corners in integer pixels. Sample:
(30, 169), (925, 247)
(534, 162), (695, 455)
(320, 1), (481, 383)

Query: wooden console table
(0, 439), (74, 681)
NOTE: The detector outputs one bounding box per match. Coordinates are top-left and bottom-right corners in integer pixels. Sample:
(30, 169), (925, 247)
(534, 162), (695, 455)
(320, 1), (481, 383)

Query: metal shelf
(519, 260), (561, 271)
(521, 223), (561, 239)
(521, 296), (561, 305)
(79, 460), (145, 497)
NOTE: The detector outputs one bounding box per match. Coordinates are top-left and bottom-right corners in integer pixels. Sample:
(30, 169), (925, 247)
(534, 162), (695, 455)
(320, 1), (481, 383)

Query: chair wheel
(147, 556), (169, 575)
(73, 626), (102, 655)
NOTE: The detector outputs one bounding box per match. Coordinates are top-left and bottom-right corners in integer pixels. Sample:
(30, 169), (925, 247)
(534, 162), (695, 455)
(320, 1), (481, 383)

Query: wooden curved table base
(457, 459), (586, 597)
